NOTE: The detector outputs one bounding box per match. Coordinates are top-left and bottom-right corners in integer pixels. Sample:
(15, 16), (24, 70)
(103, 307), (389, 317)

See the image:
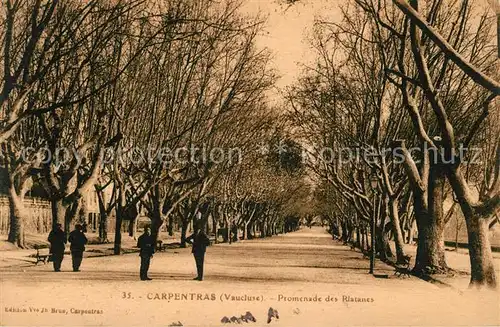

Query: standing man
(137, 226), (154, 281)
(48, 223), (67, 272)
(68, 224), (88, 272)
(186, 222), (211, 281)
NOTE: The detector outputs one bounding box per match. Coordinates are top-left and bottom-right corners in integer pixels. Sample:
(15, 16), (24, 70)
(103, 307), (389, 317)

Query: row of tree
(288, 0), (499, 288)
(0, 1), (308, 254)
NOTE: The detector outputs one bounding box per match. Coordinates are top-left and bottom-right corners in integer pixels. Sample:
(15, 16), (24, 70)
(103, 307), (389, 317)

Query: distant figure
(231, 224), (238, 242)
(68, 224), (88, 272)
(137, 226), (154, 281)
(186, 223), (210, 281)
(48, 223), (67, 272)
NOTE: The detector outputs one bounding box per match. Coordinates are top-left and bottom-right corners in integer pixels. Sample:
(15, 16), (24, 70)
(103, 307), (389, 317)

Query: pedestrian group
(48, 221), (210, 281)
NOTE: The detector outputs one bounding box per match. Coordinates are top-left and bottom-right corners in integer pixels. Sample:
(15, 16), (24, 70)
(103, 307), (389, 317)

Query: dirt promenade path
(1, 227), (498, 326)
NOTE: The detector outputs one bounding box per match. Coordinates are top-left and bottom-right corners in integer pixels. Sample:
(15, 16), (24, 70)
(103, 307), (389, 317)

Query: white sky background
(240, 0), (341, 93)
(239, 0), (497, 100)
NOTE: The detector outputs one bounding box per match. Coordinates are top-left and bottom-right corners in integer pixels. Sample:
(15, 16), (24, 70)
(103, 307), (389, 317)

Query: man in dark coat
(186, 223), (211, 281)
(68, 224), (88, 272)
(48, 223), (67, 272)
(137, 226), (154, 281)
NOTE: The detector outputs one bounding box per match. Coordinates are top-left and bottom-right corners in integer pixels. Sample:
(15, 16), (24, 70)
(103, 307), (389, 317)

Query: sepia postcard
(1, 0), (499, 326)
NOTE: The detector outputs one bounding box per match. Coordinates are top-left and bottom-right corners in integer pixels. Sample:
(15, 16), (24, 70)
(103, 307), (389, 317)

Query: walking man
(48, 223), (67, 272)
(68, 224), (88, 272)
(137, 226), (154, 281)
(186, 222), (211, 281)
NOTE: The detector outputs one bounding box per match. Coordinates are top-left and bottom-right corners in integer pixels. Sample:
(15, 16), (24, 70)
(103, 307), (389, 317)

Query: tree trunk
(361, 228), (365, 251)
(131, 218), (139, 239)
(114, 185), (125, 255)
(114, 212), (123, 255)
(376, 212), (393, 261)
(99, 214), (108, 243)
(408, 219), (416, 244)
(180, 219), (189, 248)
(341, 221), (348, 243)
(413, 163), (447, 274)
(466, 216), (496, 288)
(211, 214), (217, 236)
(364, 228), (369, 251)
(347, 222), (354, 243)
(388, 196), (408, 263)
(128, 218), (134, 237)
(7, 186), (27, 248)
(51, 199), (67, 230)
(150, 212), (162, 243)
(377, 229), (393, 261)
(64, 200), (81, 235)
(97, 190), (109, 243)
(167, 215), (174, 236)
(447, 167), (497, 288)
(242, 220), (249, 240)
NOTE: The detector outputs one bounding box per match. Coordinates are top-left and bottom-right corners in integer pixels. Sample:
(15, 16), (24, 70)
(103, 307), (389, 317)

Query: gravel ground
(1, 227), (498, 327)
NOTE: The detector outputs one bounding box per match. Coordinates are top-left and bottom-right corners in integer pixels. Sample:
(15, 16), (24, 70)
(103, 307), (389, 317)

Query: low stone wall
(0, 197), (137, 236)
(0, 197), (52, 234)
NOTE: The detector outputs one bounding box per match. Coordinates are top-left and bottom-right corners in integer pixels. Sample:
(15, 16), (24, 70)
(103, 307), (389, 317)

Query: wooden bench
(156, 240), (168, 252)
(34, 246), (51, 265)
(208, 234), (217, 245)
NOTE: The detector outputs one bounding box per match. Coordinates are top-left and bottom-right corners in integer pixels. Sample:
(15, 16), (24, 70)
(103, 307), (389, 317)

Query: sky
(240, 0), (498, 96)
(240, 0), (341, 91)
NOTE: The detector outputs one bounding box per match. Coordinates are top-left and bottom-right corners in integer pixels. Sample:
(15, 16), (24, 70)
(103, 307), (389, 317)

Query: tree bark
(388, 196), (408, 263)
(465, 216), (496, 288)
(242, 220), (250, 240)
(376, 209), (393, 261)
(150, 211), (162, 243)
(211, 214), (217, 236)
(97, 190), (109, 243)
(413, 162), (448, 274)
(167, 214), (174, 236)
(447, 167), (497, 288)
(180, 219), (189, 248)
(114, 212), (123, 255)
(7, 186), (27, 248)
(114, 183), (125, 255)
(51, 199), (68, 230)
(355, 225), (361, 248)
(341, 221), (349, 243)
